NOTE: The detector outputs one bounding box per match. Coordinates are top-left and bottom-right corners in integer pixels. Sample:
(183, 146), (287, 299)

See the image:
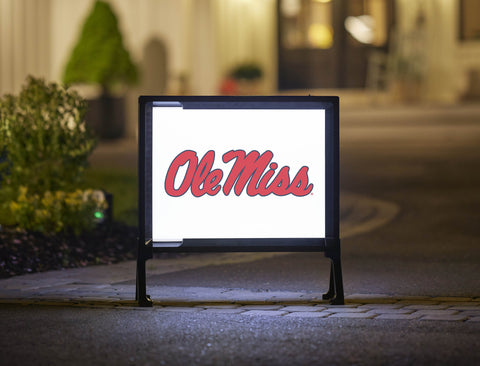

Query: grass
(83, 168), (138, 226)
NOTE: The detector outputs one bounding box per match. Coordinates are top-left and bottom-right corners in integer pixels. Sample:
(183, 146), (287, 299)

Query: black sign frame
(137, 96), (343, 306)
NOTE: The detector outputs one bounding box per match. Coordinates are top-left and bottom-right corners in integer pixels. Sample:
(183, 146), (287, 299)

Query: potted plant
(220, 62), (263, 95)
(63, 0), (138, 139)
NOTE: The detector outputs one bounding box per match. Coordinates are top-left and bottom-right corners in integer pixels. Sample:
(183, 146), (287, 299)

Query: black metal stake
(136, 254), (152, 307)
(323, 238), (345, 305)
(330, 255), (345, 305)
(323, 262), (335, 301)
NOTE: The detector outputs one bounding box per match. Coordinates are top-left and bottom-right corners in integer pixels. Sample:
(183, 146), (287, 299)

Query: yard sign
(137, 96), (343, 306)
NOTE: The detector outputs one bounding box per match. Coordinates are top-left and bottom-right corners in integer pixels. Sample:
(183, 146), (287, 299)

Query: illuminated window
(277, 0), (393, 89)
(280, 0), (333, 49)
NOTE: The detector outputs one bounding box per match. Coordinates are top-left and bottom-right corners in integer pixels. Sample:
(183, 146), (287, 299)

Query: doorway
(278, 0), (394, 89)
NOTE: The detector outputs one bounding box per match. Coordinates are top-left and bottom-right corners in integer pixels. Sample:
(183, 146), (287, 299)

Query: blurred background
(1, 0), (479, 140)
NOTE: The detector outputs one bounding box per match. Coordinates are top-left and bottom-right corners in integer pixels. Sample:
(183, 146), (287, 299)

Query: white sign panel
(151, 108), (325, 242)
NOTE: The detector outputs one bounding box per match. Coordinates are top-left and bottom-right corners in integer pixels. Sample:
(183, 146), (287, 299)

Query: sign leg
(136, 257), (153, 307)
(323, 238), (345, 305)
(322, 263), (335, 301)
(329, 256), (344, 305)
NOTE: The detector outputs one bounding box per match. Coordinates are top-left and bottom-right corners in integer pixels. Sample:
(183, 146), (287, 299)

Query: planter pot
(85, 95), (125, 139)
(235, 79), (262, 95)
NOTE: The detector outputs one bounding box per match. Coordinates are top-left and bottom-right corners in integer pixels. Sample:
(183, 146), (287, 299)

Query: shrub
(0, 76), (96, 195)
(9, 187), (107, 235)
(0, 76), (99, 233)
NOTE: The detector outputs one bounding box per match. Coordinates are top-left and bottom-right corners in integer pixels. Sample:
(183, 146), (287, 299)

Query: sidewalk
(1, 189), (479, 322)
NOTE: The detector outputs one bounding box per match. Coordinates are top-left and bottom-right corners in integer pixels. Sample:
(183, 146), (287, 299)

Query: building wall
(0, 0), (52, 95)
(1, 0), (479, 135)
(212, 0), (277, 93)
(394, 0), (480, 103)
(0, 0), (276, 137)
(1, 0), (197, 137)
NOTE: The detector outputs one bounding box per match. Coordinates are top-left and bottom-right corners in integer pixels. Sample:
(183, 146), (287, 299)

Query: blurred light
(94, 211), (105, 220)
(281, 0), (301, 17)
(91, 190), (112, 225)
(308, 23), (333, 49)
(344, 15), (375, 44)
(314, 0), (331, 3)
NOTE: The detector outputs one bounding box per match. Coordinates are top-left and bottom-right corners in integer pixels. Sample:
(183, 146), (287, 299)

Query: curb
(1, 295), (479, 322)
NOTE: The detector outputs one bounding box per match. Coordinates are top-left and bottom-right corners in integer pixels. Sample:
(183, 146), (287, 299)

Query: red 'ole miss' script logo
(164, 150), (313, 197)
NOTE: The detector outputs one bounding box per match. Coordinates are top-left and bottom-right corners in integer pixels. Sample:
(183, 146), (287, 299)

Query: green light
(94, 211), (104, 219)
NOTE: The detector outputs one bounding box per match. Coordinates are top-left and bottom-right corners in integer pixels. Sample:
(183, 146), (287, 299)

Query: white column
(0, 0), (52, 95)
(50, 0), (91, 83)
(0, 0), (15, 94)
(212, 0), (277, 93)
(423, 0), (458, 103)
(189, 0), (218, 94)
(394, 0), (459, 103)
(38, 0), (51, 81)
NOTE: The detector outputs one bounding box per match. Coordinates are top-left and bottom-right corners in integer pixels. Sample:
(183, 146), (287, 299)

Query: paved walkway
(1, 250), (479, 322)
(2, 185), (476, 322)
(1, 289), (479, 322)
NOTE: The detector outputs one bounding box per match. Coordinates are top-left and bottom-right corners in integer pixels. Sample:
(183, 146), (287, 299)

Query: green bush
(0, 76), (96, 195)
(10, 187), (107, 235)
(0, 76), (99, 233)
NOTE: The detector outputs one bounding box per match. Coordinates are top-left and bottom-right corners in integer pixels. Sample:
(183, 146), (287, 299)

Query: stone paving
(1, 257), (479, 322)
(1, 252), (479, 323)
(1, 289), (479, 322)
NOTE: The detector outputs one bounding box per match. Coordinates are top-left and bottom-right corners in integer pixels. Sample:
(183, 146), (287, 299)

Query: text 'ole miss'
(164, 150), (314, 197)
